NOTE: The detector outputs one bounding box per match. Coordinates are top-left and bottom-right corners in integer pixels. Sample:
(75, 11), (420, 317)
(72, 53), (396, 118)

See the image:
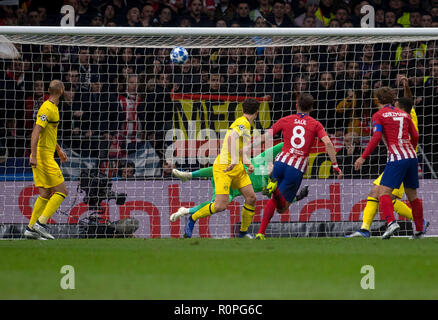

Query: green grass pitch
(1, 237), (437, 300)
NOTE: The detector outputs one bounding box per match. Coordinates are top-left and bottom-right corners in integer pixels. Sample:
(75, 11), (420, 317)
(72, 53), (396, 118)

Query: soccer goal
(0, 26), (437, 239)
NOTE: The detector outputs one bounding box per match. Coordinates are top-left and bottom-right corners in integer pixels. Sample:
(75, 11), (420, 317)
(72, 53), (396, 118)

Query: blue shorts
(380, 158), (419, 190)
(272, 161), (303, 203)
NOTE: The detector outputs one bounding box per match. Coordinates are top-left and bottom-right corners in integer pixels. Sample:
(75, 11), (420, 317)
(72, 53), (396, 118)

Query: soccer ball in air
(170, 46), (189, 64)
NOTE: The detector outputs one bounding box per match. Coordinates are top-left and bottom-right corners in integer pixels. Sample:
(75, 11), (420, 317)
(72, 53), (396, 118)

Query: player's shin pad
(361, 197), (379, 231)
(29, 196), (49, 229)
(38, 192), (66, 225)
(240, 204), (255, 232)
(192, 202), (216, 221)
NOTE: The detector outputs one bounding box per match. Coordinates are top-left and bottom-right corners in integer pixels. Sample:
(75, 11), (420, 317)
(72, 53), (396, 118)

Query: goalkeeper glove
(295, 185), (309, 201)
(262, 177), (278, 198)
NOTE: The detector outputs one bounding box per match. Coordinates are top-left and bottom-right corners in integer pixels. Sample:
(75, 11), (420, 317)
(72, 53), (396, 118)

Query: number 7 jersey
(270, 113), (327, 173)
(367, 105), (418, 162)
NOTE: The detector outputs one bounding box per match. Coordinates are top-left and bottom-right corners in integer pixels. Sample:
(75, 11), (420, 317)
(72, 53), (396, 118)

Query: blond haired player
(24, 80), (68, 240)
(347, 77), (428, 238)
(181, 98), (260, 238)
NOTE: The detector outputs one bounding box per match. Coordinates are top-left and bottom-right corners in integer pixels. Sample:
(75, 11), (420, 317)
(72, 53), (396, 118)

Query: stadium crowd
(1, 0), (438, 179)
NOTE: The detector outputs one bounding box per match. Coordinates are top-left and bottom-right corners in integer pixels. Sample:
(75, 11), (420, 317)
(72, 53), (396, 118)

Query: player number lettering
(393, 116), (404, 139)
(291, 125), (306, 149)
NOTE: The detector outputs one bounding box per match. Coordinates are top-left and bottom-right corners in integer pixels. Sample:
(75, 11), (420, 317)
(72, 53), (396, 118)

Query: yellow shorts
(213, 163), (252, 195)
(373, 173), (404, 199)
(32, 152), (64, 189)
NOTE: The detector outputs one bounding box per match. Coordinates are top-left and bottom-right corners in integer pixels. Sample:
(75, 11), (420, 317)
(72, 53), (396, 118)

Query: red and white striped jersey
(362, 105), (418, 162)
(118, 94), (142, 144)
(270, 113), (327, 173)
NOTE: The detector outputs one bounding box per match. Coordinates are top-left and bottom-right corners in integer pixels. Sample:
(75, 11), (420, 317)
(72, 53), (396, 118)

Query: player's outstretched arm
(30, 124), (43, 168)
(321, 136), (343, 179)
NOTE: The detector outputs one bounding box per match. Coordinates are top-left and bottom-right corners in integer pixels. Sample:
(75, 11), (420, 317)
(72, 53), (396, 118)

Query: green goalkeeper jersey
(210, 142), (284, 201)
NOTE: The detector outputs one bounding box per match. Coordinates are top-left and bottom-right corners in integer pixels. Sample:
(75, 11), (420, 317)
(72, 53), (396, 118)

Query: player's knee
(369, 186), (379, 198)
(214, 202), (228, 212)
(245, 193), (257, 206)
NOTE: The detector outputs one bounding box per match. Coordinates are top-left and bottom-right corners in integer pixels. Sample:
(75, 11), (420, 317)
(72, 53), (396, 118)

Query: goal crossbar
(1, 27), (438, 48)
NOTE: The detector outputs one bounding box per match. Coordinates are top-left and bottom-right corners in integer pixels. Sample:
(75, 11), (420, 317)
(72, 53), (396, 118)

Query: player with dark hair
(24, 80), (68, 240)
(249, 93), (343, 239)
(173, 99), (260, 238)
(354, 87), (424, 239)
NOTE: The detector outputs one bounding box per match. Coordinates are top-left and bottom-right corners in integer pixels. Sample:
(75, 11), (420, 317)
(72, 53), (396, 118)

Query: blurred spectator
(359, 44), (377, 78)
(266, 0), (293, 27)
(216, 18), (228, 27)
(237, 67), (256, 95)
(124, 6), (142, 27)
(140, 3), (155, 26)
(27, 9), (41, 26)
(375, 8), (385, 27)
(185, 0), (212, 27)
(327, 17), (339, 27)
(0, 59), (25, 155)
(152, 5), (175, 27)
(64, 66), (81, 92)
(250, 0), (271, 22)
(334, 5), (350, 26)
(385, 10), (397, 27)
(294, 0), (324, 27)
(118, 74), (144, 154)
(90, 12), (104, 26)
(336, 132), (364, 178)
(214, 0), (235, 22)
(118, 160), (136, 179)
(24, 77), (47, 137)
(421, 13), (433, 27)
(233, 0), (253, 27)
(102, 3), (116, 25)
(76, 0), (98, 26)
(60, 83), (82, 152)
(315, 0), (335, 27)
(78, 47), (91, 92)
(80, 75), (123, 158)
(336, 79), (375, 137)
(312, 71), (342, 136)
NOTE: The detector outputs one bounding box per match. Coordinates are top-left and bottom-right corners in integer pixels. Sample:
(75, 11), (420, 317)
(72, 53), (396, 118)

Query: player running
(347, 76), (429, 238)
(170, 142), (310, 234)
(24, 80), (68, 240)
(172, 99), (260, 239)
(249, 93), (343, 240)
(354, 87), (424, 240)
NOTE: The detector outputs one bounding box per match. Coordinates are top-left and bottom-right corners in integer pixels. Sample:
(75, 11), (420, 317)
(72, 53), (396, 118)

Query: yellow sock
(240, 203), (255, 232)
(38, 192), (66, 225)
(361, 197), (379, 231)
(28, 196), (49, 229)
(192, 202), (216, 221)
(394, 199), (413, 220)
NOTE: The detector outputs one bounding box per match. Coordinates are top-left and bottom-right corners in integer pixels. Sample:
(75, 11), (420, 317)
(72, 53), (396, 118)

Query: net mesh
(1, 30), (437, 238)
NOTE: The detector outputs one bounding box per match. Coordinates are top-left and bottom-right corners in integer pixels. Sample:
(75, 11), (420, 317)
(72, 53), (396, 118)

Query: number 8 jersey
(270, 113), (328, 173)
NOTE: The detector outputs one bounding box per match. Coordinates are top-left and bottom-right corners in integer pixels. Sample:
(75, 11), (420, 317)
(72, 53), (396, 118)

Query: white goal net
(0, 27), (437, 238)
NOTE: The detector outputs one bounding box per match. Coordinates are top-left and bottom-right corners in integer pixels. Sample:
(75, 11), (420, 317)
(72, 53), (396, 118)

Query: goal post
(0, 26), (437, 239)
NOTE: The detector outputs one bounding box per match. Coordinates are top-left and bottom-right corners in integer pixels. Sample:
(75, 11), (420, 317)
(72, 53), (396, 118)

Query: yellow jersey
(35, 100), (60, 155)
(410, 107), (419, 152)
(215, 116), (251, 165)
